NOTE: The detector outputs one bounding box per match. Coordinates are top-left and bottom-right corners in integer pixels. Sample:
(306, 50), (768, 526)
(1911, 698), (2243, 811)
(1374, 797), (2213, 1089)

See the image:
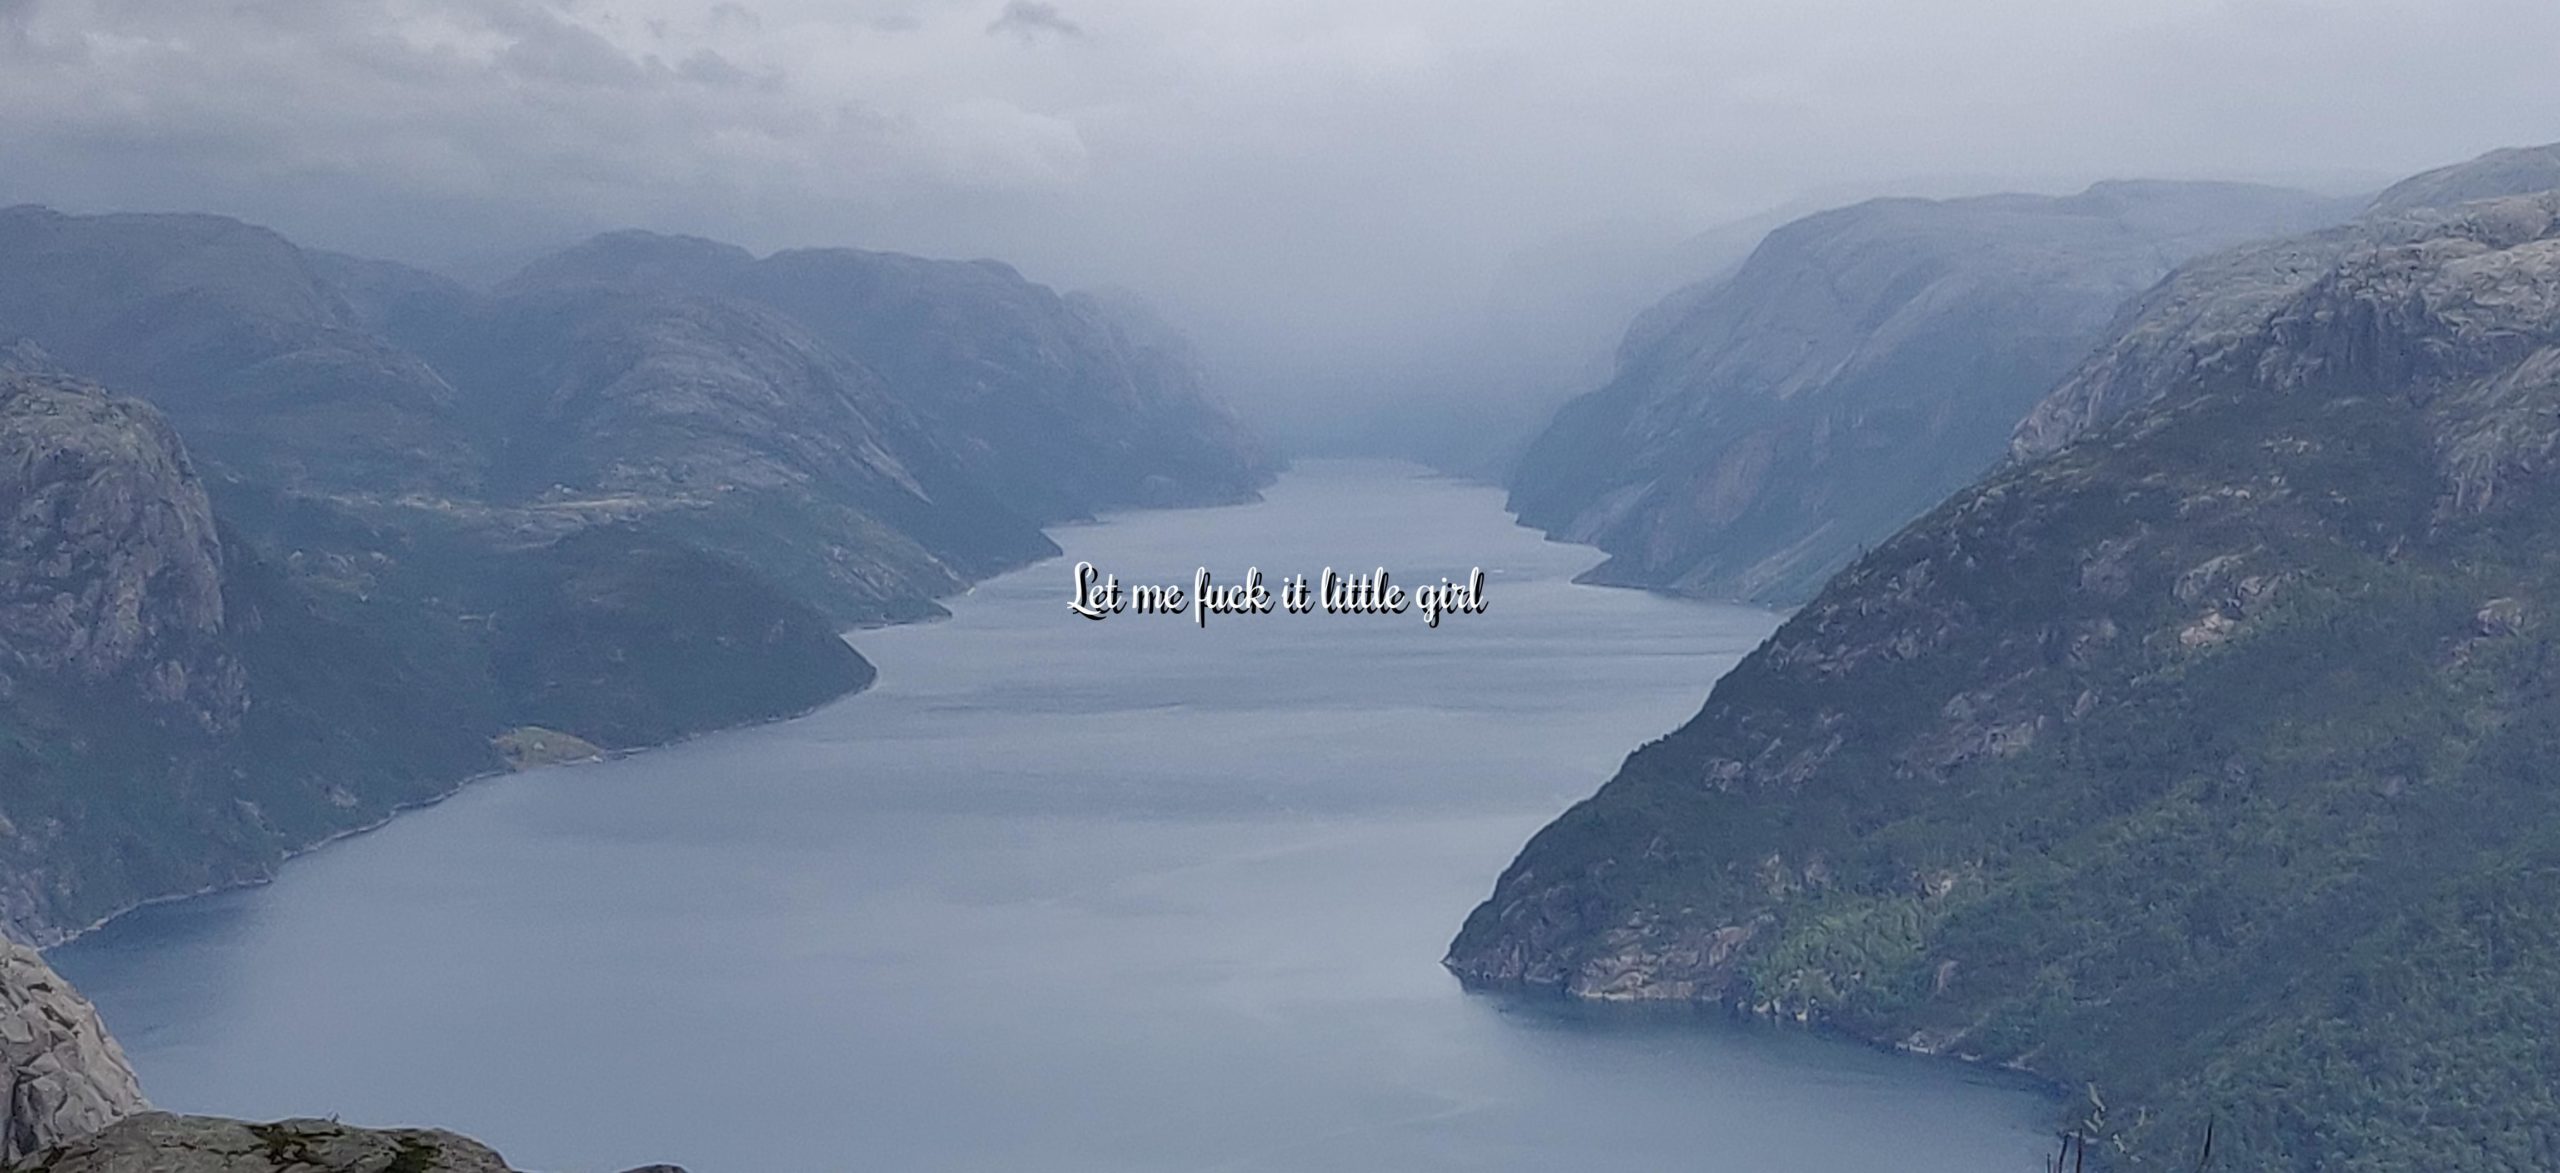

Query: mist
(5, 0), (2557, 457)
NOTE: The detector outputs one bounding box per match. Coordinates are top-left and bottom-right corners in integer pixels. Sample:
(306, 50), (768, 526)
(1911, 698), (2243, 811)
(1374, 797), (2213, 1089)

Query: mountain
(398, 281), (1055, 624)
(0, 938), (145, 1161)
(0, 364), (876, 940)
(0, 208), (1270, 943)
(2365, 143), (2560, 218)
(495, 229), (1276, 520)
(1506, 181), (2349, 606)
(0, 207), (479, 495)
(0, 367), (267, 937)
(2019, 141), (2560, 458)
(1450, 188), (2560, 1168)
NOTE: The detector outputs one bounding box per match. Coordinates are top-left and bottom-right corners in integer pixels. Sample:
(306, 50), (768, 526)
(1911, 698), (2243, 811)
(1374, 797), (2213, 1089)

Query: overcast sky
(4, 0), (2558, 443)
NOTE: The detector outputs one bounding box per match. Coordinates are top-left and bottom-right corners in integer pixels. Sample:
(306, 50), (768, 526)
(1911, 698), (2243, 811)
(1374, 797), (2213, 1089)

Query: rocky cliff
(0, 371), (269, 940)
(0, 207), (477, 495)
(1505, 181), (2346, 606)
(2017, 140), (2560, 458)
(0, 941), (144, 1163)
(0, 929), (673, 1173)
(0, 359), (880, 941)
(0, 207), (1268, 944)
(0, 369), (242, 736)
(1453, 190), (2560, 1169)
(427, 283), (1055, 624)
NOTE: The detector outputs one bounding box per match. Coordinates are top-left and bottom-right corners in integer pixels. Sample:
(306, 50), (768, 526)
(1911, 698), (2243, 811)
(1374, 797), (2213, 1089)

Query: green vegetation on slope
(1453, 192), (2560, 1169)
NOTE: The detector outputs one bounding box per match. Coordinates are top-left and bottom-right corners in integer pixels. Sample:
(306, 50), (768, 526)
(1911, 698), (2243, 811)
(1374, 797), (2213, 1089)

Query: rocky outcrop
(1454, 191), (2560, 1169)
(2016, 140), (2560, 458)
(7, 1114), (701, 1172)
(12, 1114), (512, 1173)
(0, 207), (1268, 944)
(1506, 180), (2343, 605)
(0, 932), (672, 1173)
(0, 373), (244, 734)
(0, 942), (145, 1162)
(0, 372), (282, 941)
(0, 216), (897, 939)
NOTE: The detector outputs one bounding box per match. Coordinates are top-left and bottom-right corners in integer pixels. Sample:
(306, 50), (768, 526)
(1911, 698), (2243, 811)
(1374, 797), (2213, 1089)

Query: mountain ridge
(1505, 179), (2348, 606)
(1454, 183), (2560, 1169)
(0, 207), (1273, 945)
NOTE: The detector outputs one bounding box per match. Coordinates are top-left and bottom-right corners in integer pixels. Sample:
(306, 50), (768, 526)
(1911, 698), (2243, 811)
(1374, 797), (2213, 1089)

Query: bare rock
(0, 373), (244, 734)
(11, 1113), (515, 1173)
(0, 942), (146, 1162)
(2017, 141), (2560, 460)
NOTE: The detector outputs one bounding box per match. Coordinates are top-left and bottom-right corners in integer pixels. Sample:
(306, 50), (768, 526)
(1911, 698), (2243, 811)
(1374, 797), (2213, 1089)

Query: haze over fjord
(6, 0), (2560, 452)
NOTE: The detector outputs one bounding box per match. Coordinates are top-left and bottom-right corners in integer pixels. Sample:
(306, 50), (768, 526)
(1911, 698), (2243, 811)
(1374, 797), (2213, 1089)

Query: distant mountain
(0, 368), (262, 932)
(397, 280), (1053, 623)
(495, 229), (1276, 520)
(0, 207), (478, 493)
(1506, 180), (2350, 605)
(2365, 142), (2560, 217)
(1452, 180), (2560, 1167)
(0, 365), (874, 939)
(0, 208), (1273, 943)
(2019, 140), (2560, 457)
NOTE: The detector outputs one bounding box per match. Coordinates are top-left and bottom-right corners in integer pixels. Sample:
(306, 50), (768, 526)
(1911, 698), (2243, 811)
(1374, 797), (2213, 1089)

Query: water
(53, 461), (2054, 1172)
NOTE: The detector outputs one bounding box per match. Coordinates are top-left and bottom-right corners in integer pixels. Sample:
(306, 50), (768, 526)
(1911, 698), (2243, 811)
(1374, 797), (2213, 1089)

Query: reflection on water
(55, 461), (2052, 1172)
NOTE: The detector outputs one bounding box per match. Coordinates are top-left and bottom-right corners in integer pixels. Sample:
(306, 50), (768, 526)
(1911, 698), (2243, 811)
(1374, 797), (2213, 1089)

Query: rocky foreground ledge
(0, 938), (676, 1172)
(20, 1114), (515, 1173)
(0, 942), (146, 1163)
(11, 1114), (687, 1173)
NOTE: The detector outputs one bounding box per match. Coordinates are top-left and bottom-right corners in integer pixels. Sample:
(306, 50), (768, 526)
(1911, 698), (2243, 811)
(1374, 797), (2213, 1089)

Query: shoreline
(1452, 976), (2070, 1105)
(38, 474), (1292, 953)
(39, 667), (879, 953)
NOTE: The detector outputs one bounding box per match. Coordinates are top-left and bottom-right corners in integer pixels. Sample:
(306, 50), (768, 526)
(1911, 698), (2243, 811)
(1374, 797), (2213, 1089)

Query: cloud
(0, 0), (1088, 238)
(4, 0), (2560, 443)
(987, 1), (1081, 41)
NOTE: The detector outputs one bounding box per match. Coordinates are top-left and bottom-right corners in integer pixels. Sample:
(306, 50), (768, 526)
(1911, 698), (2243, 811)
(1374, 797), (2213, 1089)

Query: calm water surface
(55, 461), (2053, 1172)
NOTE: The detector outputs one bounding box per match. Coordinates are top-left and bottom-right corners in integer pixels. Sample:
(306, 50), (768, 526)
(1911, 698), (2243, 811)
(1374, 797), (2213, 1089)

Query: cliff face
(441, 285), (1056, 623)
(0, 929), (661, 1172)
(0, 371), (242, 735)
(1453, 191), (2560, 1169)
(0, 208), (1268, 944)
(0, 207), (477, 495)
(1505, 181), (2345, 606)
(0, 371), (273, 938)
(0, 365), (878, 942)
(0, 940), (145, 1162)
(2018, 140), (2560, 459)
(498, 230), (1278, 520)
